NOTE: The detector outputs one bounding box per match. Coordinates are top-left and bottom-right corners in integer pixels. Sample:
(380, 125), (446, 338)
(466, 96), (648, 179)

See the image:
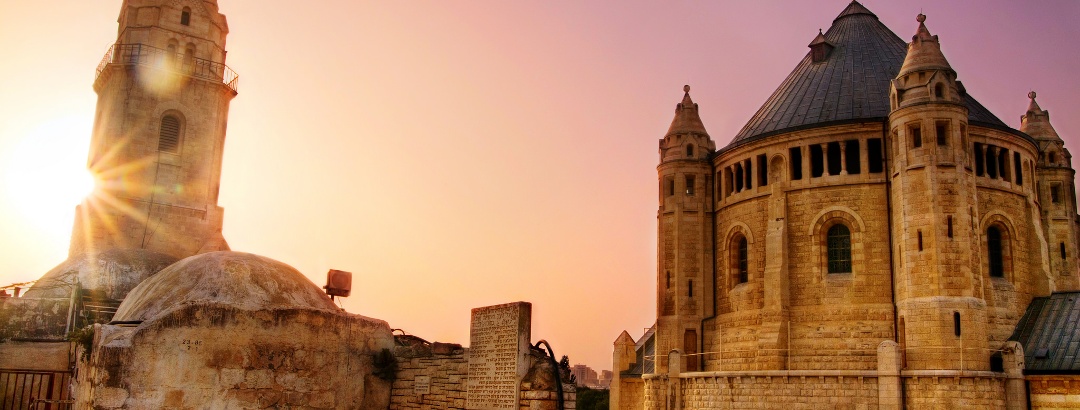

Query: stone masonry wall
(391, 342), (469, 409)
(1029, 375), (1080, 409)
(902, 374), (1006, 409)
(644, 373), (879, 409)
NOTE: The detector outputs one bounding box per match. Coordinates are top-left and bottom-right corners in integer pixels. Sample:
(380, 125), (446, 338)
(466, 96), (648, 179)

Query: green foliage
(68, 325), (95, 361)
(372, 348), (398, 381)
(576, 386), (610, 410)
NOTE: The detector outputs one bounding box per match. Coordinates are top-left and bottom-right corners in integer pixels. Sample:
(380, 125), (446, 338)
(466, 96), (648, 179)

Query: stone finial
(916, 13), (926, 23)
(683, 84), (690, 93)
(1029, 91), (1037, 100)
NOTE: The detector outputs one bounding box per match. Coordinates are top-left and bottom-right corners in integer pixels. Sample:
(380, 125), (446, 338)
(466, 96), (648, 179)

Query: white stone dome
(113, 251), (338, 322)
(24, 249), (178, 300)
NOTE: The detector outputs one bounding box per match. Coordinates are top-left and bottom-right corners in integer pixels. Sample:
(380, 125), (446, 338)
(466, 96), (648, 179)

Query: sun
(3, 115), (95, 240)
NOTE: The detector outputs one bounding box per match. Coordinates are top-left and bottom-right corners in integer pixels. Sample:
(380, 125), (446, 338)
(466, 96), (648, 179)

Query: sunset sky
(0, 1), (1077, 371)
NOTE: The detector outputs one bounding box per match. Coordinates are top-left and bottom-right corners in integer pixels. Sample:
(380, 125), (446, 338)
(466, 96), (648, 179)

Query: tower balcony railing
(95, 43), (239, 92)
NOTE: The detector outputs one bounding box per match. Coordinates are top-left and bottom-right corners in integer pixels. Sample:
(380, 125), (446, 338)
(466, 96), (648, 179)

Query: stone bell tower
(1024, 92), (1080, 291)
(70, 0), (237, 259)
(888, 14), (988, 371)
(654, 85), (715, 373)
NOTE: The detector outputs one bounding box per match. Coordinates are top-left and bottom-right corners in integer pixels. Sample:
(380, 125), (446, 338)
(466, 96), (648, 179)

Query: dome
(23, 249), (179, 300)
(113, 251), (338, 322)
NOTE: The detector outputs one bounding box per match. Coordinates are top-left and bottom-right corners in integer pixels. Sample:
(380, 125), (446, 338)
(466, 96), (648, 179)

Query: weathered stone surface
(467, 302), (531, 410)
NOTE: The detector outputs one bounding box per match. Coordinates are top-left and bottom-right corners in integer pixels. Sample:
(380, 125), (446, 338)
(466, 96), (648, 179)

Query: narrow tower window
(666, 271), (671, 289)
(826, 142), (841, 175)
(845, 140), (861, 174)
(826, 224), (852, 274)
(1061, 243), (1067, 260)
(987, 226), (1004, 278)
(917, 230), (923, 251)
(790, 147), (803, 180)
(757, 154), (768, 187)
(688, 280), (693, 298)
(158, 115), (181, 153)
(974, 143), (985, 176)
(685, 175), (695, 196)
(810, 145), (824, 177)
(935, 83), (944, 99)
(1014, 153), (1023, 185)
(687, 144), (694, 158)
(181, 7), (191, 26)
(733, 236), (749, 285)
(910, 125), (922, 148)
(947, 216), (953, 238)
(867, 139), (884, 173)
(936, 122), (948, 146)
(1051, 183), (1062, 204)
(953, 312), (962, 337)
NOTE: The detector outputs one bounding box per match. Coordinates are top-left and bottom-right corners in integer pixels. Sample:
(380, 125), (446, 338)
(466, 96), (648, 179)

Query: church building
(613, 2), (1080, 409)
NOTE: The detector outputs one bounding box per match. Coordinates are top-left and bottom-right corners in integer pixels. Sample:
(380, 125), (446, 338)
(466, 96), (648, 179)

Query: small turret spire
(666, 85), (710, 138)
(1021, 90), (1061, 142)
(897, 13), (953, 78)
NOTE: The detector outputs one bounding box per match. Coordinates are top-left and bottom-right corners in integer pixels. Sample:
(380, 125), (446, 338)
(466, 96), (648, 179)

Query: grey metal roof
(728, 1), (1008, 148)
(1009, 292), (1080, 374)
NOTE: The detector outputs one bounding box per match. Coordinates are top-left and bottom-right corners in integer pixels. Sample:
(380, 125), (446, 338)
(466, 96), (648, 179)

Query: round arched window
(827, 224), (852, 273)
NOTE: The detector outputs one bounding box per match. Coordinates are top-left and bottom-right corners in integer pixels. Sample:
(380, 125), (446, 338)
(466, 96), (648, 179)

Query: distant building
(571, 364), (600, 388)
(613, 1), (1080, 409)
(598, 370), (613, 389)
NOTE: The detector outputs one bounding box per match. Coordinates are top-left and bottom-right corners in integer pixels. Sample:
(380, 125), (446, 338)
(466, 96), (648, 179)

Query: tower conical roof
(1020, 91), (1061, 141)
(729, 1), (1005, 147)
(666, 85), (710, 138)
(896, 14), (953, 78)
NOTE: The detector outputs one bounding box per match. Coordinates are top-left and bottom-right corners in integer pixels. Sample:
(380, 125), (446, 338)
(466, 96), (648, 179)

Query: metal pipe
(534, 340), (565, 410)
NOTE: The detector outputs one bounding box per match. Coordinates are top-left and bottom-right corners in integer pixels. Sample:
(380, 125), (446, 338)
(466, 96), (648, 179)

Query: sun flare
(4, 115), (95, 238)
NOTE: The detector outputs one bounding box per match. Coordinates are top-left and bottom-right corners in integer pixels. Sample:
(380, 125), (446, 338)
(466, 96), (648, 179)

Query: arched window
(183, 44), (195, 71)
(686, 144), (694, 158)
(934, 83), (944, 98)
(987, 226), (1004, 278)
(159, 115), (182, 153)
(181, 7), (191, 26)
(827, 224), (852, 273)
(733, 236), (749, 284)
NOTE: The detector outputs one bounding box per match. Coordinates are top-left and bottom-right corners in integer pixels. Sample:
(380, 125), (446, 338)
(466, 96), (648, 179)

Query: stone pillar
(877, 340), (903, 410)
(802, 145), (810, 184)
(466, 302), (532, 410)
(821, 144), (830, 176)
(667, 350), (682, 410)
(1003, 341), (1028, 410)
(840, 142), (848, 175)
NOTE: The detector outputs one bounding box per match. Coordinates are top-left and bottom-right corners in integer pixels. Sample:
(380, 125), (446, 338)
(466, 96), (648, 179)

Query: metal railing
(95, 43), (239, 91)
(0, 369), (73, 410)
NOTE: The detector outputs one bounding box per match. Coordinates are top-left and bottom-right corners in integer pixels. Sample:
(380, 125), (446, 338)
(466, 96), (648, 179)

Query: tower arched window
(159, 115), (182, 153)
(731, 235), (749, 285)
(686, 144), (694, 158)
(987, 226), (1004, 278)
(934, 83), (944, 99)
(181, 7), (191, 26)
(827, 224), (852, 273)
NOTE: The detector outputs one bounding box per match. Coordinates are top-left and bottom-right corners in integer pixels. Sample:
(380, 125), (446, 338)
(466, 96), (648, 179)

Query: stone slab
(466, 302), (531, 410)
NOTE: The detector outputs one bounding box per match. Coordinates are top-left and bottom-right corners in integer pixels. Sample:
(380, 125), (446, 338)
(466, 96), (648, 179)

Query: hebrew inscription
(466, 302), (531, 410)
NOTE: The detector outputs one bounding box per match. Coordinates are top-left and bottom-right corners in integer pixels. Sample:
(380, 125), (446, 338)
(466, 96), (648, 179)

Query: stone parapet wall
(390, 342), (469, 409)
(616, 377), (644, 410)
(1029, 375), (1080, 409)
(901, 372), (1006, 409)
(644, 371), (879, 409)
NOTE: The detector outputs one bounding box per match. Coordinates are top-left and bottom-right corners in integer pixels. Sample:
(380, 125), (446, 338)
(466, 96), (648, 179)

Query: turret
(1024, 92), (1080, 289)
(69, 0), (237, 259)
(888, 14), (988, 371)
(654, 85), (715, 373)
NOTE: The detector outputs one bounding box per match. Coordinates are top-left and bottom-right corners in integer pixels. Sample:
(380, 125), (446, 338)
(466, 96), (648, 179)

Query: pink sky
(0, 1), (1077, 371)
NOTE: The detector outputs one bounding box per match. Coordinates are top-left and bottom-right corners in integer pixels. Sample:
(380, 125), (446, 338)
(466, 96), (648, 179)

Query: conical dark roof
(666, 85), (710, 137)
(728, 1), (1006, 148)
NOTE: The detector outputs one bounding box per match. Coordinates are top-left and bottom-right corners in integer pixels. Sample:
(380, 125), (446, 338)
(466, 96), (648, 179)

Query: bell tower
(70, 0), (237, 259)
(888, 14), (988, 371)
(654, 85), (715, 373)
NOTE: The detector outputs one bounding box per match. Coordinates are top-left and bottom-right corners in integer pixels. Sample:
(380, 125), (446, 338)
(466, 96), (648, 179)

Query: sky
(0, 0), (1078, 371)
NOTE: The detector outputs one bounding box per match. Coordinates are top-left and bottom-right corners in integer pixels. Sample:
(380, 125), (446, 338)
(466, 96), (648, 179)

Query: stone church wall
(902, 374), (1006, 409)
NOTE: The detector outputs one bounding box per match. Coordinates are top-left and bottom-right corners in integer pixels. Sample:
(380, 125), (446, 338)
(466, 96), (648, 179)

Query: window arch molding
(979, 212), (1016, 282)
(808, 206), (865, 277)
(724, 223), (755, 289)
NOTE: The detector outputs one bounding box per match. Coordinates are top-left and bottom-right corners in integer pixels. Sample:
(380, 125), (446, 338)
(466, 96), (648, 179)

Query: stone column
(667, 350), (682, 410)
(840, 142), (848, 175)
(802, 145), (810, 183)
(821, 144), (830, 176)
(877, 340), (903, 410)
(1003, 341), (1028, 410)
